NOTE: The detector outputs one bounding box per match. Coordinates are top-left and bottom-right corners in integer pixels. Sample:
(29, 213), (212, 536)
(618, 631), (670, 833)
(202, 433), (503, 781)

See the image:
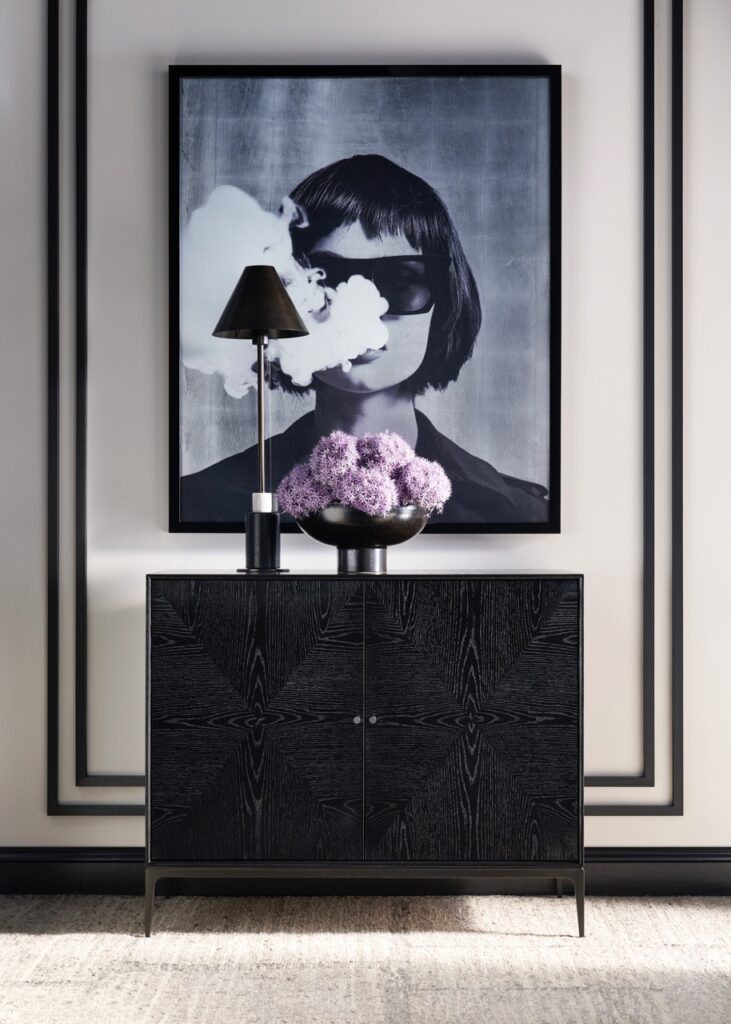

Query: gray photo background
(179, 75), (550, 486)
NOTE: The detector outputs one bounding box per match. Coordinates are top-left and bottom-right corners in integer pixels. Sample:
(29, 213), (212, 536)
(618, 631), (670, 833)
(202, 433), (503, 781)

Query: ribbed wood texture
(148, 576), (581, 866)
(149, 579), (364, 861)
(364, 579), (580, 861)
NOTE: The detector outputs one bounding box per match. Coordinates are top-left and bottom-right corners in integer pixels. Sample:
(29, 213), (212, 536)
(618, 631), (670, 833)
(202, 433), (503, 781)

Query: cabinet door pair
(149, 577), (580, 863)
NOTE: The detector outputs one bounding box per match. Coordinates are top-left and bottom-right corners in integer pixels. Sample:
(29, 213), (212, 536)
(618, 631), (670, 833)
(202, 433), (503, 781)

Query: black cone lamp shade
(213, 265), (308, 339)
(213, 265), (308, 573)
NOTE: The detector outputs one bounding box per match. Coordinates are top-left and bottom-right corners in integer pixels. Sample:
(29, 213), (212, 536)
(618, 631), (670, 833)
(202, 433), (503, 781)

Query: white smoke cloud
(180, 185), (389, 396)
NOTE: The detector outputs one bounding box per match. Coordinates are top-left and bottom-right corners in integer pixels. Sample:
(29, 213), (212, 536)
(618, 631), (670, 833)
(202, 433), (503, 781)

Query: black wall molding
(585, 0), (656, 793)
(73, 2), (141, 793)
(46, 0), (684, 815)
(0, 847), (145, 863)
(2, 849), (728, 897)
(585, 0), (684, 815)
(46, 0), (142, 814)
(590, 848), (731, 863)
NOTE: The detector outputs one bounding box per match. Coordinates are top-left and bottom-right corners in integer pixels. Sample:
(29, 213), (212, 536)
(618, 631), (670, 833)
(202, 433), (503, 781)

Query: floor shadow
(0, 893), (581, 938)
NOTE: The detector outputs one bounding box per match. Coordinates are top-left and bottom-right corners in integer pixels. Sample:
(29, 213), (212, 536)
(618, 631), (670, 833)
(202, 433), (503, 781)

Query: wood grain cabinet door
(363, 578), (581, 862)
(148, 578), (364, 862)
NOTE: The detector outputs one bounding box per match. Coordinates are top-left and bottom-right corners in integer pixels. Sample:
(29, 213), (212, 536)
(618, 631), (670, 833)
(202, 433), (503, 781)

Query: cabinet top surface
(147, 572), (583, 580)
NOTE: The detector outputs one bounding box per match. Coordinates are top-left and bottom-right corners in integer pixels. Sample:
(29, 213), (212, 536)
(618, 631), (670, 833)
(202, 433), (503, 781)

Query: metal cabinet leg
(575, 867), (585, 938)
(144, 868), (156, 937)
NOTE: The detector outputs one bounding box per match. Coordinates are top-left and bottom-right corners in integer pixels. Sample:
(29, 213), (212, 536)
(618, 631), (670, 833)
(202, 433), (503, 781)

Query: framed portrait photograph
(170, 65), (561, 533)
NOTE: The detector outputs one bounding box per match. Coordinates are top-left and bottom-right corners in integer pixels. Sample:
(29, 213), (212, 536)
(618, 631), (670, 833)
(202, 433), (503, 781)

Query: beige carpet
(0, 895), (729, 1023)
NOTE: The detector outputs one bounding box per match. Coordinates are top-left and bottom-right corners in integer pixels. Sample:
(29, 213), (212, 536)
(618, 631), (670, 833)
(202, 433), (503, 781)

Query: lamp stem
(254, 332), (267, 494)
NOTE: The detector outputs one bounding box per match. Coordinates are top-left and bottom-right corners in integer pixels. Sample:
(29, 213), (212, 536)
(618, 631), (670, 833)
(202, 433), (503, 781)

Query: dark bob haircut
(277, 153), (481, 395)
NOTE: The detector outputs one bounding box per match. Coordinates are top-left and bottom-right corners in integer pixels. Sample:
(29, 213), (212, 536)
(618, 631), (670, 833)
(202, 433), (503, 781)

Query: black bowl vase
(297, 504), (428, 574)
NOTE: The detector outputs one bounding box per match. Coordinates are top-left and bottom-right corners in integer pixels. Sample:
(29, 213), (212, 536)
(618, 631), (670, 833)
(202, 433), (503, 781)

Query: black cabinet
(147, 574), (583, 935)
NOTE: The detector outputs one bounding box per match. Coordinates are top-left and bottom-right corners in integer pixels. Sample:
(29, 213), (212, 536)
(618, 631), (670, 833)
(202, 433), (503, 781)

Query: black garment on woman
(180, 409), (548, 525)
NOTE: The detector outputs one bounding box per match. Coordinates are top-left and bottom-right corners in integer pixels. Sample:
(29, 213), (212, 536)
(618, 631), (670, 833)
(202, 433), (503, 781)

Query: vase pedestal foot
(337, 547), (387, 574)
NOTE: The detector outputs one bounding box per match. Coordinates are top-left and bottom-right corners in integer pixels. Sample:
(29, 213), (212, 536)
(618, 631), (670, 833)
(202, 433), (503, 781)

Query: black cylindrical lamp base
(239, 511), (286, 573)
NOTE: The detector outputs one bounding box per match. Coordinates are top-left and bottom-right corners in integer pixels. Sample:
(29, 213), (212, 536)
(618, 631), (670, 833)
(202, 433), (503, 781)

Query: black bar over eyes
(308, 254), (451, 315)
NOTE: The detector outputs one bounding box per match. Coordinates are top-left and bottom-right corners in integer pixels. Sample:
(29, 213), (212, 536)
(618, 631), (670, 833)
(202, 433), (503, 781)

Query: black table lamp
(213, 265), (308, 572)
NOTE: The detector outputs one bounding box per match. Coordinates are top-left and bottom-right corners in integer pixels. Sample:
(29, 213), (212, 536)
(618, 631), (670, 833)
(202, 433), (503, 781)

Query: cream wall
(0, 0), (729, 846)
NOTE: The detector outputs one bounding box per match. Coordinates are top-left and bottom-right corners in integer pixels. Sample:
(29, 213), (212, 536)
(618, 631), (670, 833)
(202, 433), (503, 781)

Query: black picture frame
(168, 65), (562, 535)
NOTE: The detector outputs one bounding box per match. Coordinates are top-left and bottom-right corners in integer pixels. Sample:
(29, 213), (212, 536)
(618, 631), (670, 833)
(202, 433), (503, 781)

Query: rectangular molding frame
(587, 0), (685, 815)
(45, 0), (683, 815)
(47, 0), (143, 813)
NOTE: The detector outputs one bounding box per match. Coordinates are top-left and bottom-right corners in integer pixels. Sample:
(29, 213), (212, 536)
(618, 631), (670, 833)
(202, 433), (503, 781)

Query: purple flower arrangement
(276, 429), (451, 519)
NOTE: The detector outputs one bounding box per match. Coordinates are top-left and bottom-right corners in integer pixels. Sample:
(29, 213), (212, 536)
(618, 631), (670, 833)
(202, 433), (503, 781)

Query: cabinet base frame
(144, 863), (585, 938)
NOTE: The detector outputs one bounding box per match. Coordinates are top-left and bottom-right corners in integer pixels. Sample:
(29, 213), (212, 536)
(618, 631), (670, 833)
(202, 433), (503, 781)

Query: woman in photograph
(181, 154), (548, 524)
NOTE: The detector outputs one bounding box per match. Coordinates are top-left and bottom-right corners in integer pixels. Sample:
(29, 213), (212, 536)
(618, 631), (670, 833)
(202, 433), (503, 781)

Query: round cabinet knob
(368, 715), (377, 725)
(353, 715), (362, 725)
